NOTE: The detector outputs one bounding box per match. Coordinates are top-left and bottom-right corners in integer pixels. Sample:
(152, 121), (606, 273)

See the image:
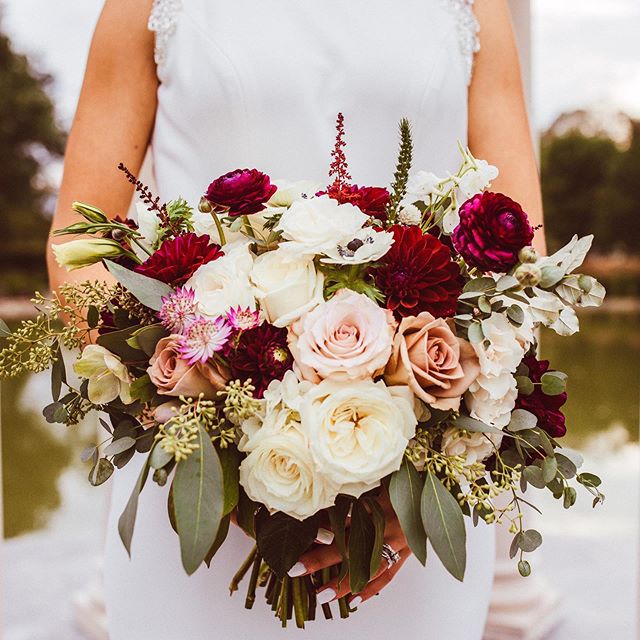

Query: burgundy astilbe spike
(327, 113), (352, 198)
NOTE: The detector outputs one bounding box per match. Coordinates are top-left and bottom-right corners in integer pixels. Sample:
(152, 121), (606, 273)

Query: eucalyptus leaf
(389, 459), (427, 565)
(516, 376), (535, 396)
(51, 341), (67, 402)
(0, 318), (11, 337)
(237, 488), (258, 538)
(467, 323), (484, 345)
(89, 458), (114, 486)
(541, 371), (567, 396)
(104, 436), (136, 457)
(577, 473), (602, 488)
(173, 426), (225, 575)
(130, 374), (156, 403)
(80, 445), (98, 464)
(508, 409), (538, 432)
(454, 414), (504, 436)
(421, 472), (467, 582)
(541, 456), (558, 484)
(349, 500), (376, 593)
(118, 450), (152, 555)
(219, 446), (240, 516)
(518, 529), (542, 553)
(150, 444), (174, 470)
(507, 304), (525, 326)
(496, 275), (519, 292)
(518, 560), (532, 577)
(539, 266), (565, 289)
(463, 277), (496, 294)
(523, 465), (546, 489)
(563, 487), (577, 509)
(256, 511), (317, 578)
(97, 326), (146, 362)
(205, 514), (231, 567)
(555, 453), (577, 479)
(478, 296), (492, 314)
(87, 305), (100, 329)
(132, 324), (169, 357)
(105, 260), (173, 311)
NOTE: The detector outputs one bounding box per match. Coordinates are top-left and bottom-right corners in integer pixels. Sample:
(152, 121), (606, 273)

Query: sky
(1, 0), (639, 132)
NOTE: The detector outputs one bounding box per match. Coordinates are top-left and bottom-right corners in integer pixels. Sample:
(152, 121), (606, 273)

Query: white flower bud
(398, 204), (422, 226)
(515, 263), (542, 287)
(52, 238), (125, 271)
(518, 246), (539, 264)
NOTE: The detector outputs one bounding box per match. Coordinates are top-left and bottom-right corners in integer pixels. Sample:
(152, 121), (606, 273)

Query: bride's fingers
(348, 548), (411, 607)
(287, 542), (343, 578)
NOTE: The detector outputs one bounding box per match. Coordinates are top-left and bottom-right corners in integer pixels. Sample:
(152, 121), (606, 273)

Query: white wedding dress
(104, 0), (496, 638)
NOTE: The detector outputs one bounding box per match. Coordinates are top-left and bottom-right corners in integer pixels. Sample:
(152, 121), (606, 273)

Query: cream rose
(239, 411), (338, 520)
(465, 372), (517, 429)
(385, 312), (479, 411)
(288, 288), (396, 383)
(186, 240), (256, 317)
(275, 195), (368, 259)
(301, 379), (417, 497)
(73, 345), (133, 405)
(148, 336), (230, 399)
(250, 249), (325, 328)
(441, 427), (503, 466)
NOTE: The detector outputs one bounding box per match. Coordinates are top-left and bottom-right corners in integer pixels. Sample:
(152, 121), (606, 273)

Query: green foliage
(0, 25), (65, 294)
(386, 118), (414, 222)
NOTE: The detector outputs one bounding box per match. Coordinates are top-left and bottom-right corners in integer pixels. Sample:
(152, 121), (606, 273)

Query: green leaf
(88, 458), (114, 486)
(467, 322), (484, 345)
(51, 341), (67, 402)
(496, 275), (519, 292)
(129, 324), (169, 357)
(173, 426), (225, 575)
(80, 445), (98, 464)
(541, 456), (558, 484)
(0, 318), (11, 337)
(150, 444), (173, 470)
(97, 326), (146, 362)
(555, 453), (578, 479)
(130, 374), (156, 403)
(516, 376), (535, 396)
(349, 500), (376, 593)
(563, 486), (577, 509)
(478, 296), (492, 314)
(523, 465), (546, 489)
(453, 414), (504, 436)
(328, 496), (351, 583)
(237, 488), (258, 538)
(389, 459), (427, 565)
(539, 266), (565, 289)
(421, 472), (467, 582)
(365, 498), (386, 577)
(87, 305), (100, 329)
(577, 473), (602, 488)
(541, 371), (568, 396)
(219, 446), (240, 516)
(507, 304), (525, 326)
(508, 409), (538, 432)
(104, 436), (136, 457)
(518, 529), (542, 552)
(118, 450), (153, 555)
(518, 560), (532, 577)
(205, 514), (231, 567)
(463, 277), (496, 294)
(105, 260), (173, 311)
(256, 511), (317, 578)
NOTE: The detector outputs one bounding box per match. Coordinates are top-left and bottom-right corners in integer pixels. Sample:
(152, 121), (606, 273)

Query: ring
(381, 543), (401, 569)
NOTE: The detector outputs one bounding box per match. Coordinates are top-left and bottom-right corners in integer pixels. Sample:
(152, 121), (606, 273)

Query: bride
(48, 1), (546, 638)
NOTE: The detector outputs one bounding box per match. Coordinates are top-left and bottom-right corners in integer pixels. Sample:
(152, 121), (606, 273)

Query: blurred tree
(541, 131), (619, 253)
(0, 24), (65, 295)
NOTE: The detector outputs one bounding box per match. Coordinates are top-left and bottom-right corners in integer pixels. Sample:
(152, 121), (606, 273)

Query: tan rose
(148, 336), (230, 399)
(384, 312), (479, 411)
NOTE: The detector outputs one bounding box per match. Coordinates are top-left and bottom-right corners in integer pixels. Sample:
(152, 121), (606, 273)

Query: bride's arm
(47, 0), (158, 292)
(469, 0), (547, 254)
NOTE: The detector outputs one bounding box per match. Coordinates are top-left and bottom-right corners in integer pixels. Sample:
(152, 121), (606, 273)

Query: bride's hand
(287, 491), (411, 608)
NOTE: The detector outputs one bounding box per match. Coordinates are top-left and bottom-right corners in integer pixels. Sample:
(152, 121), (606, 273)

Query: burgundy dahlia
(516, 355), (567, 438)
(452, 192), (535, 273)
(135, 233), (223, 286)
(205, 168), (277, 217)
(372, 224), (463, 319)
(326, 184), (391, 223)
(226, 324), (293, 398)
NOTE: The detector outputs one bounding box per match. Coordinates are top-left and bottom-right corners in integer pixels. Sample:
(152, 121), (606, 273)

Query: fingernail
(316, 588), (336, 605)
(315, 528), (335, 545)
(350, 596), (363, 608)
(287, 562), (306, 578)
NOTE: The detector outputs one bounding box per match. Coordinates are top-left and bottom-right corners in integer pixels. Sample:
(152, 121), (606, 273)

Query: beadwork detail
(148, 0), (183, 66)
(443, 0), (481, 86)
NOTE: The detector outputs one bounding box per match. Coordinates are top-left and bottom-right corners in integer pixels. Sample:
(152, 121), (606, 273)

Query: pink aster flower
(158, 287), (198, 333)
(178, 316), (232, 365)
(226, 306), (261, 331)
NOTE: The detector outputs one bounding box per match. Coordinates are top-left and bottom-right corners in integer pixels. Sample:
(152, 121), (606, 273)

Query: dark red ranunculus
(452, 192), (535, 273)
(135, 233), (223, 286)
(205, 168), (277, 217)
(516, 355), (567, 438)
(371, 224), (463, 319)
(325, 184), (390, 222)
(226, 324), (293, 398)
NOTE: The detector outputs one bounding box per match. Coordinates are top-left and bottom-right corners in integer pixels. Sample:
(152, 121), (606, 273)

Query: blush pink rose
(287, 288), (396, 383)
(148, 336), (230, 399)
(384, 312), (480, 410)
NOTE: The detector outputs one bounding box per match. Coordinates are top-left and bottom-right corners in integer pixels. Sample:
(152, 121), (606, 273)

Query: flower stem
(278, 576), (289, 628)
(244, 551), (263, 609)
(292, 577), (306, 629)
(243, 215), (256, 239)
(229, 545), (257, 595)
(210, 211), (227, 245)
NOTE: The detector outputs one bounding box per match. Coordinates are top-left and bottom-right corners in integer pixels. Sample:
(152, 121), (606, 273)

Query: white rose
(250, 249), (325, 327)
(267, 180), (320, 209)
(457, 160), (499, 198)
(320, 227), (395, 265)
(301, 379), (417, 497)
(73, 345), (133, 405)
(465, 372), (517, 429)
(186, 240), (255, 317)
(239, 417), (338, 520)
(275, 195), (368, 259)
(441, 427), (503, 466)
(474, 313), (525, 378)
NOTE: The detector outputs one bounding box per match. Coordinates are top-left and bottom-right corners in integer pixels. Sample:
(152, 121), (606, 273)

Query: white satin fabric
(104, 1), (496, 637)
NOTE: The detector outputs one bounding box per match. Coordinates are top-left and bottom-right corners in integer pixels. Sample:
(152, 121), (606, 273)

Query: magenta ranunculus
(205, 168), (277, 217)
(452, 192), (535, 273)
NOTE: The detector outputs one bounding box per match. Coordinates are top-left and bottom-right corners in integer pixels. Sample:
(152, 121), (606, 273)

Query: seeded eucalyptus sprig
(386, 118), (414, 223)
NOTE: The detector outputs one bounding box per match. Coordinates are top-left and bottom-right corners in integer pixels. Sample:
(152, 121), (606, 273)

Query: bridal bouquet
(0, 115), (605, 627)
